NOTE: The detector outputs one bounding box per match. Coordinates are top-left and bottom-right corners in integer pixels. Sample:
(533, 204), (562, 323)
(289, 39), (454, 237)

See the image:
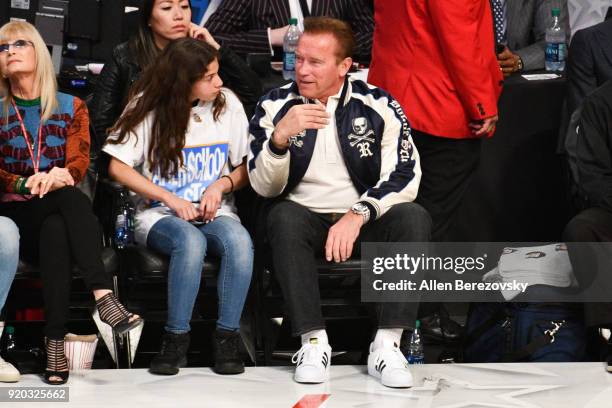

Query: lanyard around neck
(11, 99), (43, 174)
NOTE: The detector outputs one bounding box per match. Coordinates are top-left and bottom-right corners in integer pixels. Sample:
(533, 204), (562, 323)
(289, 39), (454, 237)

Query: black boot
(213, 329), (244, 375)
(150, 332), (190, 375)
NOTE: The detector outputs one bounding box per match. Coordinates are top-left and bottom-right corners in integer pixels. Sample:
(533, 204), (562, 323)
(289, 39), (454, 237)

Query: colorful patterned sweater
(0, 92), (90, 200)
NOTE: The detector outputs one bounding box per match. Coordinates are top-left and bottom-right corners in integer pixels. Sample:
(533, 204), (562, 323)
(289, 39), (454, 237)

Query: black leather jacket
(89, 42), (263, 152)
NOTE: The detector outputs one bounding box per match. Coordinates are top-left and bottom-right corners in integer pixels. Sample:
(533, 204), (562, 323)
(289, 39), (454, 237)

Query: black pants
(563, 207), (612, 328)
(411, 129), (482, 242)
(266, 200), (431, 336)
(411, 130), (481, 317)
(0, 187), (112, 339)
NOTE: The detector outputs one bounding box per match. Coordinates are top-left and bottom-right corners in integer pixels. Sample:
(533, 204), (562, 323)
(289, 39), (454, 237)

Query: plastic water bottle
(114, 190), (134, 249)
(407, 320), (425, 364)
(283, 18), (301, 81)
(545, 8), (566, 72)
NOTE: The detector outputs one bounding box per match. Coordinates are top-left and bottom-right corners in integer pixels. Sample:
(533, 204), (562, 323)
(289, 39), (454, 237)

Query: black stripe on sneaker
(322, 353), (329, 367)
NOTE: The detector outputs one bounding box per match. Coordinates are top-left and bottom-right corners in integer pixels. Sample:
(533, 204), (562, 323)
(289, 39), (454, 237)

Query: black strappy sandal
(96, 292), (143, 335)
(44, 338), (69, 385)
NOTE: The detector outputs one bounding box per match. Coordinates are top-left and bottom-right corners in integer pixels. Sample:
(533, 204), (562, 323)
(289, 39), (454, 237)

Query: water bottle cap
(551, 8), (560, 17)
(289, 18), (298, 25)
(415, 320), (421, 329)
(5, 326), (14, 334)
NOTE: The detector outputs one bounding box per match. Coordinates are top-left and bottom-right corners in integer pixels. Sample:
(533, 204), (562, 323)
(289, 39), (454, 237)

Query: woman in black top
(90, 0), (262, 152)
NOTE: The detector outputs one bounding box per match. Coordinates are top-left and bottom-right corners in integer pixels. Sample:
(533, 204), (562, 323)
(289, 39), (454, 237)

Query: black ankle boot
(150, 332), (190, 375)
(213, 329), (244, 375)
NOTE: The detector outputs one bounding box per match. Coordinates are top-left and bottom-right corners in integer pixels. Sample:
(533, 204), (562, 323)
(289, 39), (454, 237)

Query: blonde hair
(0, 21), (58, 122)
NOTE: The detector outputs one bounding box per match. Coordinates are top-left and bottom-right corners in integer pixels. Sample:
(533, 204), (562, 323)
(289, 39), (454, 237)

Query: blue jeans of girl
(147, 215), (253, 333)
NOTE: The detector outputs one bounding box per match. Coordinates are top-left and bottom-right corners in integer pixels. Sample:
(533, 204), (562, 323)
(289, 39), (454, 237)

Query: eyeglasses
(0, 40), (34, 53)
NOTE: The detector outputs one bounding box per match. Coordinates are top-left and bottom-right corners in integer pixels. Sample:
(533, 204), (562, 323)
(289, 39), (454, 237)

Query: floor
(0, 362), (610, 407)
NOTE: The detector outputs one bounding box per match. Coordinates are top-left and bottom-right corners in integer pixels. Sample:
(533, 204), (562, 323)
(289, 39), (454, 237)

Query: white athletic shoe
(0, 356), (20, 383)
(367, 342), (413, 388)
(291, 340), (332, 384)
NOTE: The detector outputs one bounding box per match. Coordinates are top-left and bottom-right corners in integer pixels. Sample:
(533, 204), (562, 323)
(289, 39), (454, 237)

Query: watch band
(351, 202), (371, 224)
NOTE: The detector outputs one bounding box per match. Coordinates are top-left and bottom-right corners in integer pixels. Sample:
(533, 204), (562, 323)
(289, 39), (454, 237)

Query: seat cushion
(16, 247), (118, 280)
(315, 258), (365, 275)
(123, 245), (220, 281)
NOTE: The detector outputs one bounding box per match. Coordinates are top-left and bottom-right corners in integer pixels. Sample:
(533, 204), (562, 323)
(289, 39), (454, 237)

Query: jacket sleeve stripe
(247, 85), (296, 198)
(248, 84), (299, 170)
(248, 98), (268, 172)
(364, 96), (421, 217)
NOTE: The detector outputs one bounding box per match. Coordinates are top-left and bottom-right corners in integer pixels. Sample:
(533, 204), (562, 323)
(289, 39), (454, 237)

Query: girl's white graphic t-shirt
(103, 89), (249, 244)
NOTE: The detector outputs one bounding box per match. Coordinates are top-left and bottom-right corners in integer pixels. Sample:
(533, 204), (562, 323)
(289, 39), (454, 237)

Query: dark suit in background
(505, 0), (569, 71)
(566, 19), (612, 116)
(563, 80), (612, 330)
(205, 0), (374, 62)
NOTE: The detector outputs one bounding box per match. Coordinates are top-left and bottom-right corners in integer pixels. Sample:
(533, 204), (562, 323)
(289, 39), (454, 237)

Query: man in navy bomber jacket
(247, 17), (431, 388)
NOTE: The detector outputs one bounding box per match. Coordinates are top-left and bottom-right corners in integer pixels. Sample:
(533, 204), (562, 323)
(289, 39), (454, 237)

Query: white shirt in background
(268, 0), (313, 55)
(200, 0), (222, 25)
(288, 0), (313, 32)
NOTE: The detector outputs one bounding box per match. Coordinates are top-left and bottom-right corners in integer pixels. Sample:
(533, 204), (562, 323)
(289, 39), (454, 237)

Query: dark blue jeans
(147, 215), (254, 333)
(266, 200), (432, 336)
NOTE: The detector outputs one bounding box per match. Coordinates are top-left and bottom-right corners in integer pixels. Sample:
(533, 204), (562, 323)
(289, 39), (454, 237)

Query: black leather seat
(15, 247), (118, 280)
(121, 246), (219, 282)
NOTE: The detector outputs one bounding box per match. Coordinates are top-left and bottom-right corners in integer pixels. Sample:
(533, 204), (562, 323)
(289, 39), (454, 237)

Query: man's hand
(163, 193), (200, 221)
(325, 212), (364, 263)
(497, 46), (521, 77)
(189, 24), (221, 50)
(272, 104), (330, 149)
(469, 115), (499, 136)
(270, 25), (290, 47)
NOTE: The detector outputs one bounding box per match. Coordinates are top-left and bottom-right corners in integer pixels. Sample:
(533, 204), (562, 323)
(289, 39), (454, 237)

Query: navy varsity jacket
(247, 76), (421, 221)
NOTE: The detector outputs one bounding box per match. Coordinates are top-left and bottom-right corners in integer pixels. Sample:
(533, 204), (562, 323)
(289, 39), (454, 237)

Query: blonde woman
(0, 21), (143, 385)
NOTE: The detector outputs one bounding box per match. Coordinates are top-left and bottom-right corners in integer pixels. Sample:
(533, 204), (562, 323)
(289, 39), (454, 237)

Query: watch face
(352, 203), (368, 214)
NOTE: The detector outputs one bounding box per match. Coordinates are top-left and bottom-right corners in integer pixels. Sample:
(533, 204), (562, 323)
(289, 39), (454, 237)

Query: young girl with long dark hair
(103, 38), (253, 376)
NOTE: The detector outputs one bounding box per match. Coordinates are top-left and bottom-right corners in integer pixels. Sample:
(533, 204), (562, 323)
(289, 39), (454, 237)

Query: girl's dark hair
(109, 38), (225, 179)
(128, 0), (192, 69)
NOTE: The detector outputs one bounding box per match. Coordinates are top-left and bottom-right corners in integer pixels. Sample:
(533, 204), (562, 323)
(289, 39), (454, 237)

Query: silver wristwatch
(351, 202), (371, 224)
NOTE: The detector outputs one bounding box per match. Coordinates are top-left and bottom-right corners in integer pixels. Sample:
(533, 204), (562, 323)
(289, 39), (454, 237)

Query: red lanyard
(11, 99), (43, 174)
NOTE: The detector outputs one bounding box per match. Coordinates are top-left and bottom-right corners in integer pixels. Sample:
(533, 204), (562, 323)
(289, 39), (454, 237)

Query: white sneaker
(291, 341), (332, 384)
(0, 356), (20, 383)
(367, 342), (413, 388)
